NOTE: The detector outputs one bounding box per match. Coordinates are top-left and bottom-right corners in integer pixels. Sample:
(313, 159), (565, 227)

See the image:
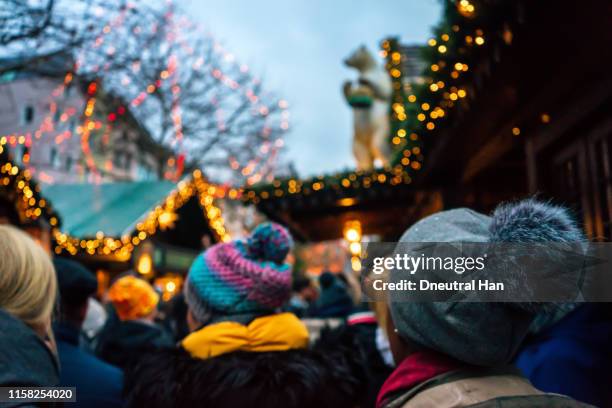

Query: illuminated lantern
(136, 252), (153, 275)
(457, 0), (476, 18)
(158, 210), (178, 230)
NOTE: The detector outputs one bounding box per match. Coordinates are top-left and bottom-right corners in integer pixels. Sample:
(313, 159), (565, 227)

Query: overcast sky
(184, 0), (441, 177)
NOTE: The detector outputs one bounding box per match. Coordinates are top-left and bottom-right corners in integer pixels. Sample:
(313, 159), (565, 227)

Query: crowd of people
(0, 198), (611, 407)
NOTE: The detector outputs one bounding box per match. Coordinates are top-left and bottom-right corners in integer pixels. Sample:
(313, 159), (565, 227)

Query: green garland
(243, 0), (517, 204)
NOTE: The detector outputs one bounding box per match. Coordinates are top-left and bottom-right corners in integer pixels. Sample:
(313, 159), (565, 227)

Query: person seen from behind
(125, 222), (365, 408)
(377, 199), (594, 408)
(0, 225), (59, 391)
(53, 258), (123, 407)
(286, 275), (318, 317)
(312, 271), (355, 318)
(516, 301), (612, 406)
(96, 275), (172, 369)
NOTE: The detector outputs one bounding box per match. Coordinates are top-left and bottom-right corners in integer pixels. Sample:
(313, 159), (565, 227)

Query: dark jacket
(124, 328), (366, 408)
(344, 313), (393, 408)
(313, 274), (354, 318)
(516, 303), (612, 408)
(96, 319), (173, 370)
(0, 309), (59, 407)
(54, 322), (124, 407)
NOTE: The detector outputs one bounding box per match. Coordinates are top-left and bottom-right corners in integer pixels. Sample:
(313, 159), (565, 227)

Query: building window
(137, 162), (155, 180)
(124, 152), (132, 170)
(50, 147), (60, 168)
(22, 105), (34, 124)
(65, 156), (72, 171)
(13, 145), (24, 165)
(114, 152), (123, 169)
(591, 134), (612, 240)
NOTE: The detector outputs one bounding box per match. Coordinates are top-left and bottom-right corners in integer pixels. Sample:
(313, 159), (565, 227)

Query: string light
(344, 220), (362, 272)
(243, 0), (516, 205)
(5, 0), (287, 186)
(457, 0), (476, 18)
(53, 169), (230, 258)
(0, 153), (60, 226)
(243, 36), (426, 203)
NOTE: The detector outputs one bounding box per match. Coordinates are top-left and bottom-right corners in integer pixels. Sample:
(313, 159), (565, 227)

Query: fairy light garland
(242, 38), (422, 204)
(241, 0), (519, 204)
(53, 169), (230, 258)
(3, 0), (289, 185)
(2, 4), (133, 152)
(0, 154), (60, 227)
(0, 72), (76, 148)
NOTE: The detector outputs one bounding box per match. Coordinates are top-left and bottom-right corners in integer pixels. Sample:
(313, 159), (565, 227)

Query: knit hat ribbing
(185, 222), (294, 321)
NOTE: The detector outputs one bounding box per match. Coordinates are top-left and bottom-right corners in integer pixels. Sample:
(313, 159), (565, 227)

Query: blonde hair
(0, 225), (57, 329)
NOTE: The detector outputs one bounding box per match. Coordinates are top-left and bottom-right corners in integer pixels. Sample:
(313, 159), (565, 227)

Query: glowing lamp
(349, 242), (362, 256)
(158, 210), (178, 230)
(343, 220), (362, 242)
(136, 253), (152, 275)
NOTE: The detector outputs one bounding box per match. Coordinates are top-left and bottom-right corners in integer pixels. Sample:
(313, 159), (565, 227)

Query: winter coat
(516, 303), (612, 407)
(313, 275), (354, 318)
(95, 319), (173, 369)
(382, 372), (594, 408)
(377, 350), (592, 408)
(346, 312), (393, 407)
(54, 322), (124, 407)
(124, 314), (367, 408)
(0, 309), (60, 407)
(331, 312), (394, 408)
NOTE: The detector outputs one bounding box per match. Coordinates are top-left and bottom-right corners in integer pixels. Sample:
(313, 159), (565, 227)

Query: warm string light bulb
(52, 171), (230, 257)
(245, 0), (501, 203)
(344, 220), (362, 272)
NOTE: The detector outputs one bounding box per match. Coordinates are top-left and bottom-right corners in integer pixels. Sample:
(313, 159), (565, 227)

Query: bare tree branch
(0, 0), (289, 185)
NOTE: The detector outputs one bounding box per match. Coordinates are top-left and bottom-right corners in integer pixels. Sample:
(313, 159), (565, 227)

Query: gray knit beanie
(389, 199), (585, 366)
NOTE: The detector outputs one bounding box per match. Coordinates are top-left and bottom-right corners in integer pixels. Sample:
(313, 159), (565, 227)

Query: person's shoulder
(59, 341), (123, 380)
(465, 394), (596, 408)
(124, 341), (366, 408)
(519, 335), (598, 368)
(86, 351), (123, 379)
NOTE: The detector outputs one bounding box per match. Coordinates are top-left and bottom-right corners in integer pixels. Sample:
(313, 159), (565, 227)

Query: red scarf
(376, 350), (460, 408)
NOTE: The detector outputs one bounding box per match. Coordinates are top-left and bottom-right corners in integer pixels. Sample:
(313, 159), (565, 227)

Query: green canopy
(43, 181), (177, 238)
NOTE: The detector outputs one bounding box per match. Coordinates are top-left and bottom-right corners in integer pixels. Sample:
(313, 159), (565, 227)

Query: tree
(0, 0), (127, 70)
(0, 0), (289, 185)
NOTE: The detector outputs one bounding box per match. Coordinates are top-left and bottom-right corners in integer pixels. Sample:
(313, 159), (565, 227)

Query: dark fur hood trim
(124, 327), (367, 408)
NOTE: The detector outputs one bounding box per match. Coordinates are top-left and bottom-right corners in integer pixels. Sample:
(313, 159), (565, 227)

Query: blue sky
(185, 0), (441, 177)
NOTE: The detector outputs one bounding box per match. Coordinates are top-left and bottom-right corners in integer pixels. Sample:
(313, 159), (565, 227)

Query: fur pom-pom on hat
(246, 222), (294, 264)
(489, 198), (585, 243)
(389, 198), (585, 367)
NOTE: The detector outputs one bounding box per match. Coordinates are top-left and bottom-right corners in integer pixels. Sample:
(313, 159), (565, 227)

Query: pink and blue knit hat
(184, 222), (294, 320)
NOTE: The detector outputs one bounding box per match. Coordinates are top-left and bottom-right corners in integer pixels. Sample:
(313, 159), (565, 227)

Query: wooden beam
(461, 62), (596, 183)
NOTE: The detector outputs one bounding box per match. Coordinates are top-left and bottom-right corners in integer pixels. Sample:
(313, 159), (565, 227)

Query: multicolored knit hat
(185, 222), (294, 322)
(108, 275), (159, 321)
